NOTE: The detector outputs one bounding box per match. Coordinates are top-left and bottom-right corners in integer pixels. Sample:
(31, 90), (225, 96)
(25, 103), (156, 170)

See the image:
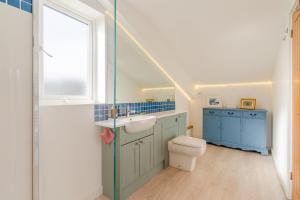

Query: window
(41, 4), (93, 104)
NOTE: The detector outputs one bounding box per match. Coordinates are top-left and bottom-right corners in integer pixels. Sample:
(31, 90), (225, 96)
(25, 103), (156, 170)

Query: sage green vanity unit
(101, 112), (187, 200)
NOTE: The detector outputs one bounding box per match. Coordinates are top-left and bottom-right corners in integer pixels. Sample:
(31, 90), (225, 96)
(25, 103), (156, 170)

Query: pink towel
(100, 128), (114, 144)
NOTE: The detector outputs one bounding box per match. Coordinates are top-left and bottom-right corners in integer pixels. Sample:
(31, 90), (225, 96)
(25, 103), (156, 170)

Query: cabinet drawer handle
(135, 142), (139, 146)
(250, 113), (257, 117)
(228, 112), (234, 115)
(209, 111), (215, 114)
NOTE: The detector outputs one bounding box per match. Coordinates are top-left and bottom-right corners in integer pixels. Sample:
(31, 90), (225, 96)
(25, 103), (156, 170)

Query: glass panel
(111, 1), (176, 199)
(107, 13), (175, 106)
(42, 6), (90, 97)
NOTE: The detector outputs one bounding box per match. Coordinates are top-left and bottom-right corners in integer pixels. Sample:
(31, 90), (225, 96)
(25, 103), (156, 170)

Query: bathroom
(0, 0), (298, 200)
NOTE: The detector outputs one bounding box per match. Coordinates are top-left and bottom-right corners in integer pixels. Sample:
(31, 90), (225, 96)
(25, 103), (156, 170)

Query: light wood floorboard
(97, 145), (287, 200)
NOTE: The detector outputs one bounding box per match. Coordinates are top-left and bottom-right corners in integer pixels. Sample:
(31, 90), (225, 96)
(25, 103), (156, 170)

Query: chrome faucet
(126, 105), (131, 117)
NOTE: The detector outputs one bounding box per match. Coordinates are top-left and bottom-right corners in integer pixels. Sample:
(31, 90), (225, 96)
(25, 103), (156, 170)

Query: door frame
(32, 0), (42, 199)
(292, 1), (300, 199)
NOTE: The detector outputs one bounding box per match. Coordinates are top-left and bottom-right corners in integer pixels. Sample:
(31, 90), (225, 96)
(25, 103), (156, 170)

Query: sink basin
(121, 115), (157, 134)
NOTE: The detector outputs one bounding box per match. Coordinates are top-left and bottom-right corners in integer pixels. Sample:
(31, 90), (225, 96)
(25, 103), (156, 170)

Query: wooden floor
(97, 145), (287, 200)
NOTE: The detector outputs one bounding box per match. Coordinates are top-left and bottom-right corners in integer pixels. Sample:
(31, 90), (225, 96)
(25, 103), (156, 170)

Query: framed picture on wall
(207, 96), (223, 108)
(240, 98), (256, 110)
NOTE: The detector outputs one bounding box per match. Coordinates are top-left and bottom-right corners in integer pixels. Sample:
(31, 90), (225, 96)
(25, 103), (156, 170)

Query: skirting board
(271, 149), (291, 199)
(83, 186), (103, 200)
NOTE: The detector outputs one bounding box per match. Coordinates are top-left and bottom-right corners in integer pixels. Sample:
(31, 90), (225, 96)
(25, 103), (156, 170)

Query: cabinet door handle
(135, 142), (139, 146)
(139, 140), (144, 144)
(175, 118), (178, 122)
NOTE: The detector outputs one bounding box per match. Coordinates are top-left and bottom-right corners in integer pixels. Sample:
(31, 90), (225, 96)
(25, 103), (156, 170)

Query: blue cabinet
(203, 108), (268, 155)
(221, 116), (241, 146)
(241, 112), (268, 155)
(203, 111), (221, 145)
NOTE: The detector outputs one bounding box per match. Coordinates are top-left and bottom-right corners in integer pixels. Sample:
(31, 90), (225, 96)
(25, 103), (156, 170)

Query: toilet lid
(172, 136), (204, 148)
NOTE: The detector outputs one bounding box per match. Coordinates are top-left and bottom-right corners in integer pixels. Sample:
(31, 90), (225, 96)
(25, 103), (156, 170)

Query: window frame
(40, 0), (96, 106)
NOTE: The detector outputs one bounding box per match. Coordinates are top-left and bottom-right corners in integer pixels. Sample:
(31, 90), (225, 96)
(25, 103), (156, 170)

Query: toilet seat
(172, 136), (204, 148)
(168, 136), (206, 157)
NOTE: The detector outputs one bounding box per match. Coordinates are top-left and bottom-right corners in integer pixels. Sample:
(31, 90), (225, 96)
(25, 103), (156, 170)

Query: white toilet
(168, 136), (206, 172)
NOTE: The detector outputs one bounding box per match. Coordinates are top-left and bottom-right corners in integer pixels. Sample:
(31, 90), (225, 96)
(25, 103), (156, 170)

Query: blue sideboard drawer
(222, 110), (241, 118)
(204, 109), (222, 116)
(242, 111), (266, 119)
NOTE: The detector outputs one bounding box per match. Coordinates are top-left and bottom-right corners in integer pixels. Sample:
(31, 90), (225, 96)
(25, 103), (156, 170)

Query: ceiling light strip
(195, 81), (272, 89)
(105, 11), (192, 101)
(142, 87), (175, 92)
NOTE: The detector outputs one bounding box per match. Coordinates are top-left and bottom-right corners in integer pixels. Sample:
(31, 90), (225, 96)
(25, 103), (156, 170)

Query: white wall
(272, 26), (293, 199)
(190, 85), (273, 139)
(271, 1), (297, 198)
(142, 89), (175, 102)
(106, 66), (144, 103)
(175, 89), (190, 124)
(37, 1), (106, 200)
(40, 105), (102, 200)
(0, 4), (32, 200)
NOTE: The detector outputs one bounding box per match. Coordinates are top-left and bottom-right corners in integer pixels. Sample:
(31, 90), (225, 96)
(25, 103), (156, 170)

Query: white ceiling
(107, 0), (292, 91)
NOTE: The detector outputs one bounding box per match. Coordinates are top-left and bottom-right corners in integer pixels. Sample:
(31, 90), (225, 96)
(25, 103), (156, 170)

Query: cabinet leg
(260, 149), (269, 156)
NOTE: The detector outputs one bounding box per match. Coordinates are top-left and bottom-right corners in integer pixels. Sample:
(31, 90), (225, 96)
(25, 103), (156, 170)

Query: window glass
(43, 5), (90, 97)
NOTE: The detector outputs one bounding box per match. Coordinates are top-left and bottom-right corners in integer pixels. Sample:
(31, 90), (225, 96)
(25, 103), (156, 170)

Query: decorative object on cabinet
(240, 98), (256, 110)
(203, 108), (269, 155)
(207, 96), (223, 108)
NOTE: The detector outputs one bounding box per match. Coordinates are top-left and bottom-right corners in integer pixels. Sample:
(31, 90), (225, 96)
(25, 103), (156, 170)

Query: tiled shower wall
(94, 101), (176, 121)
(0, 0), (32, 13)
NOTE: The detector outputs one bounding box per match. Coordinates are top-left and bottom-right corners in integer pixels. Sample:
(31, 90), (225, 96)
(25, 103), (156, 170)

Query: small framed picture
(240, 98), (256, 110)
(207, 96), (223, 108)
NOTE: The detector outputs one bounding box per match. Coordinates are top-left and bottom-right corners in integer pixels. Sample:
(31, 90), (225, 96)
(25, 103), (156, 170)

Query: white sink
(120, 115), (157, 134)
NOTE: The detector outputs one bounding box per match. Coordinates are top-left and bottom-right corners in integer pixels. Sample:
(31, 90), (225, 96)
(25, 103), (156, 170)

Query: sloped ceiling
(117, 30), (173, 88)
(107, 0), (293, 94)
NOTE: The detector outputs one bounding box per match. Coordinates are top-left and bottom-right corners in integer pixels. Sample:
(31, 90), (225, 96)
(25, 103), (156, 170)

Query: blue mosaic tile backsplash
(1, 0), (32, 13)
(94, 101), (176, 121)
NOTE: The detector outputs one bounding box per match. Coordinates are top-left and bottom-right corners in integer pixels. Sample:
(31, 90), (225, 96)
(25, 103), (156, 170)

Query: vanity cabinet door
(139, 135), (154, 176)
(163, 116), (179, 167)
(178, 113), (187, 136)
(154, 121), (164, 165)
(121, 141), (140, 189)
